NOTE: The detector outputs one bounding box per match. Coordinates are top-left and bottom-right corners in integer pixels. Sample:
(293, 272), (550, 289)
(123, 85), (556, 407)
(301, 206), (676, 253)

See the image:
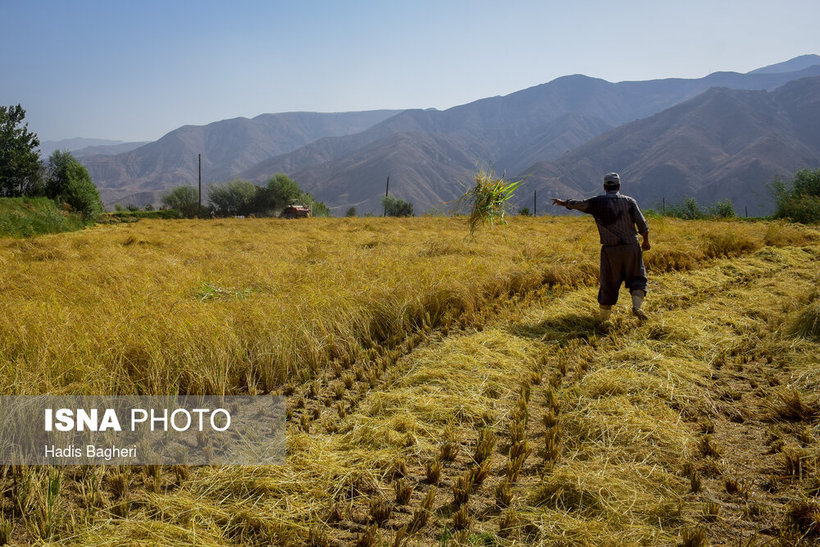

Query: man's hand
(552, 198), (566, 207)
(641, 233), (651, 251)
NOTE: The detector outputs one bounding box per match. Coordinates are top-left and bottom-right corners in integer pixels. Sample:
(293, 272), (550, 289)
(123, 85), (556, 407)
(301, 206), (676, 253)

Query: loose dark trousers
(598, 242), (647, 306)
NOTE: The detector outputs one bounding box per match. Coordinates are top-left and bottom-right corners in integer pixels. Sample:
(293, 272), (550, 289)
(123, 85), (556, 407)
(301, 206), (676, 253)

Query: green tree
(45, 150), (102, 220)
(345, 206), (357, 217)
(706, 199), (735, 218)
(262, 173), (302, 212)
(208, 179), (258, 216)
(518, 207), (531, 216)
(304, 195), (331, 217)
(45, 150), (74, 198)
(663, 197), (703, 219)
(161, 186), (199, 217)
(0, 104), (43, 197)
(382, 195), (414, 217)
(772, 169), (820, 224)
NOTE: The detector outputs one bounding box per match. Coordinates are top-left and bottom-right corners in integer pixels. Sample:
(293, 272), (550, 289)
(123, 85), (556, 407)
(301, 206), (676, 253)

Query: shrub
(772, 169), (820, 224)
(205, 174), (331, 218)
(662, 197), (736, 220)
(706, 199), (735, 218)
(208, 180), (258, 217)
(45, 150), (103, 221)
(382, 195), (414, 217)
(664, 197), (703, 220)
(61, 167), (104, 220)
(161, 186), (200, 218)
(0, 197), (85, 237)
(255, 173), (302, 215)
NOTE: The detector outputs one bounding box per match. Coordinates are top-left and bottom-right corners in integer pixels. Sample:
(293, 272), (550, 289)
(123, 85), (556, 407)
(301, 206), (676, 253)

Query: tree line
(3, 103), (817, 224)
(161, 174), (331, 218)
(0, 105), (103, 221)
(163, 180), (418, 218)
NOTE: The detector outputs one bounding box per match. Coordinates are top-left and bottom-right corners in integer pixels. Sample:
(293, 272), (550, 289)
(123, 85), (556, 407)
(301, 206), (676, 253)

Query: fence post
(383, 176), (389, 217)
(198, 154), (202, 213)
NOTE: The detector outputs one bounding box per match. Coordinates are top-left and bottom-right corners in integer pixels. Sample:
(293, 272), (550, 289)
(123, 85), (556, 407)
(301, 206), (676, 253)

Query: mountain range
(39, 138), (147, 158)
(524, 76), (820, 216)
(78, 55), (820, 215)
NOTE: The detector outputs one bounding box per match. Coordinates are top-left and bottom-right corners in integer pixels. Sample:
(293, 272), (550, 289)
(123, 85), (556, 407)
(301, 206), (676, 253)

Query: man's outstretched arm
(552, 198), (590, 212)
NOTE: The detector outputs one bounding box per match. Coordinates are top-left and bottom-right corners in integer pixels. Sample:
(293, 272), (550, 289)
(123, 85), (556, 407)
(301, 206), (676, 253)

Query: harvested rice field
(0, 216), (817, 545)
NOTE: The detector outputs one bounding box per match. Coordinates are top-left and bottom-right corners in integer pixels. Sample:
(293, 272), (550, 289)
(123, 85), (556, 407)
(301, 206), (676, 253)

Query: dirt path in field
(280, 243), (819, 546)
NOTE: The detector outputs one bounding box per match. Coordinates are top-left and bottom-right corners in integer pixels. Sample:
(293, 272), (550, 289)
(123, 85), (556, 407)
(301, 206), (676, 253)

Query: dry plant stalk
(394, 479), (412, 505)
(425, 458), (441, 485)
(509, 421), (526, 446)
(356, 524), (378, 547)
(507, 452), (528, 483)
(473, 427), (497, 464)
(452, 504), (471, 531)
(308, 526), (330, 547)
(469, 459), (492, 486)
(495, 480), (513, 508)
(543, 427), (561, 463)
(453, 473), (473, 506)
(498, 509), (518, 538)
(510, 439), (529, 462)
(681, 527), (707, 547)
(368, 495), (392, 526)
(702, 501), (720, 522)
(440, 441), (459, 462)
(543, 410), (559, 429)
(405, 488), (436, 535)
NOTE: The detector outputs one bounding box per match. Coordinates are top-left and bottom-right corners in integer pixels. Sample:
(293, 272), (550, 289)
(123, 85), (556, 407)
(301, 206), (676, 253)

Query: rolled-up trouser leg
(598, 244), (647, 306)
(624, 245), (647, 297)
(598, 245), (622, 306)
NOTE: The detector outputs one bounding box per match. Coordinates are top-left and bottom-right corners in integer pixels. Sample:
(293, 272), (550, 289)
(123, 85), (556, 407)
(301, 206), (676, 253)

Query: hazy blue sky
(3, 0), (819, 142)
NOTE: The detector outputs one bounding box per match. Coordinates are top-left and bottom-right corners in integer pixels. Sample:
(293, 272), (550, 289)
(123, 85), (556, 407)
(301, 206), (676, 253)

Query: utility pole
(198, 154), (202, 212)
(384, 176), (389, 217)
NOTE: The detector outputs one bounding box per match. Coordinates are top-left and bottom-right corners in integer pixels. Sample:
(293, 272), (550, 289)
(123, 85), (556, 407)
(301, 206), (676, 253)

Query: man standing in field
(552, 172), (651, 321)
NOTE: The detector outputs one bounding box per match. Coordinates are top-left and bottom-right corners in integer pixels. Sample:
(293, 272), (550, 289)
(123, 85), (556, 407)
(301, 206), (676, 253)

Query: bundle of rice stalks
(788, 300), (820, 341)
(457, 168), (525, 237)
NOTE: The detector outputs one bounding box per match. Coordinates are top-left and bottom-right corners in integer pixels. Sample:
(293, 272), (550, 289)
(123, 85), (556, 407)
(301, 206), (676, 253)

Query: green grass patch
(0, 197), (87, 238)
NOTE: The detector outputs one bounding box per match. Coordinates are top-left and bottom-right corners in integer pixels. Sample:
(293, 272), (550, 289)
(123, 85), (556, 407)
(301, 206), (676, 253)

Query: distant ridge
(748, 54), (820, 74)
(82, 110), (402, 206)
(39, 138), (146, 158)
(77, 56), (820, 214)
(520, 76), (820, 217)
(239, 63), (820, 214)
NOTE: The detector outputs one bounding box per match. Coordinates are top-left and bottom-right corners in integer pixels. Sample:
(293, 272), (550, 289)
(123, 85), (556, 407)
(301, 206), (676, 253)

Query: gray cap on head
(603, 172), (621, 187)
